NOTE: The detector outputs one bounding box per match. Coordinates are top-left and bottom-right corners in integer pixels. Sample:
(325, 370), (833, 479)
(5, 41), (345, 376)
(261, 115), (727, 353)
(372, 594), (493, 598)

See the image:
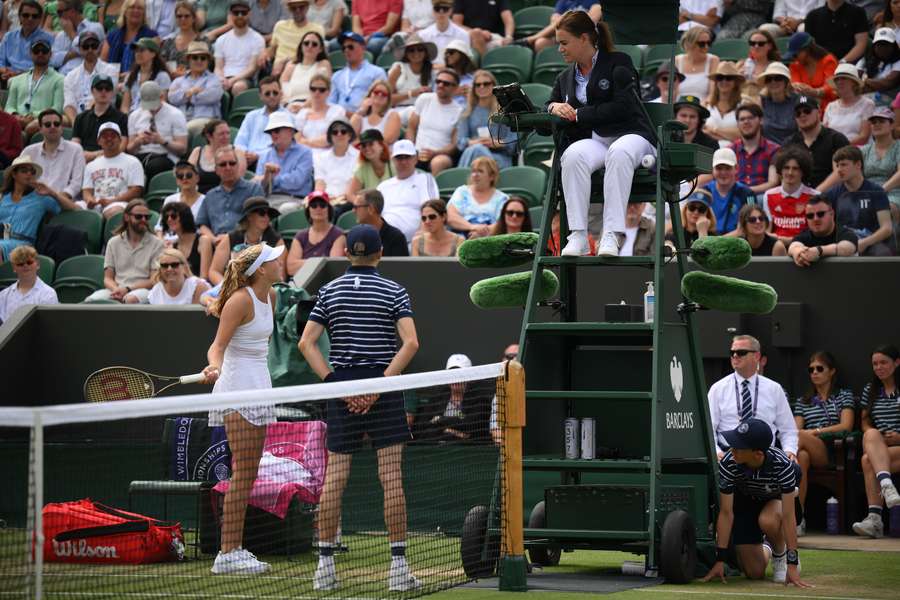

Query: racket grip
(180, 373), (206, 385)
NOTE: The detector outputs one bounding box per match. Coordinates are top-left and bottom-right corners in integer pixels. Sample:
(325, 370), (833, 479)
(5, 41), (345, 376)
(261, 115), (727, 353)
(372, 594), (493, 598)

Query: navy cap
(339, 31), (366, 46)
(91, 73), (115, 88)
(346, 224), (382, 256)
(31, 38), (51, 51)
(723, 418), (773, 451)
(783, 31), (813, 61)
(795, 95), (819, 110)
(685, 189), (712, 209)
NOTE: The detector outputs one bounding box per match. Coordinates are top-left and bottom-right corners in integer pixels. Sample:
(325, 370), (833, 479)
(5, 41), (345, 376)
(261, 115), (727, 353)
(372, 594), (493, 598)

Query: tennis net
(0, 361), (524, 599)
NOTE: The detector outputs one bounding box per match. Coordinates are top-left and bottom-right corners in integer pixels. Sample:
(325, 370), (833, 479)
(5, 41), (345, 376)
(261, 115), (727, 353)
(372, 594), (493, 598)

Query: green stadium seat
(49, 210), (103, 254)
(435, 167), (471, 199)
(642, 43), (676, 76)
(775, 36), (790, 59)
(0, 254), (54, 289)
(618, 44), (644, 71)
(522, 82), (552, 108)
(482, 45), (534, 85)
(103, 210), (160, 244)
(497, 166), (547, 207)
(53, 254), (105, 304)
(146, 171), (177, 205)
(220, 90), (231, 119)
(276, 210), (309, 242)
(531, 45), (565, 86)
(711, 39), (749, 62)
(522, 133), (554, 172)
(529, 205), (544, 230)
(376, 51), (398, 69)
(336, 210), (357, 230)
(513, 6), (554, 38)
(228, 88), (263, 127)
(188, 131), (205, 152)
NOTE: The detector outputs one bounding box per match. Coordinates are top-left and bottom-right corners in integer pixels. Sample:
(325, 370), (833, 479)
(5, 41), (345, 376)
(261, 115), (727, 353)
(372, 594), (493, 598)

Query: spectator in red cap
(286, 190), (347, 276)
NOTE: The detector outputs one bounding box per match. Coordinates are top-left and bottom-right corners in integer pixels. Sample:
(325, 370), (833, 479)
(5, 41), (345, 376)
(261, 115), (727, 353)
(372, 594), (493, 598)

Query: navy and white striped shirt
(719, 447), (798, 501)
(309, 266), (413, 369)
(793, 388), (855, 430)
(861, 383), (900, 433)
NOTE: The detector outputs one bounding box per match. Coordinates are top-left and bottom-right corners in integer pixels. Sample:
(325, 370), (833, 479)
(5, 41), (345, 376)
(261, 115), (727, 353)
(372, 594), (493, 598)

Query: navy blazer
(548, 51), (655, 149)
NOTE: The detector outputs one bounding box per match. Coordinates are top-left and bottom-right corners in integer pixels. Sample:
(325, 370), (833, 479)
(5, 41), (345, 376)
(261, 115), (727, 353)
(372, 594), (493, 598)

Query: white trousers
(560, 133), (655, 234)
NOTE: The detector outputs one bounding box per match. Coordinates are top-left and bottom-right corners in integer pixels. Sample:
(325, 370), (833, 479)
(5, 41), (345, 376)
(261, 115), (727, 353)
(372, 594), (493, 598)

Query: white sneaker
(596, 231), (623, 257)
(796, 517), (806, 537)
(313, 561), (339, 591)
(561, 231), (590, 256)
(771, 551), (787, 583)
(882, 483), (900, 508)
(211, 547), (270, 575)
(852, 513), (884, 538)
(389, 562), (422, 592)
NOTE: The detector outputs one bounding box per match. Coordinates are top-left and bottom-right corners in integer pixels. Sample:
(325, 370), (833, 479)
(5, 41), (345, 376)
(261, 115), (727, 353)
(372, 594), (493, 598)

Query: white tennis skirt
(208, 355), (276, 427)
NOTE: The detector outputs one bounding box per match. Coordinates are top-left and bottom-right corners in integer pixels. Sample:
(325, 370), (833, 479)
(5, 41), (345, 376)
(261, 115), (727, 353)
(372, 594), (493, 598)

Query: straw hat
(185, 41), (211, 57)
(393, 32), (438, 61)
(4, 155), (43, 186)
(708, 61), (745, 82)
(828, 63), (862, 88)
(756, 62), (791, 84)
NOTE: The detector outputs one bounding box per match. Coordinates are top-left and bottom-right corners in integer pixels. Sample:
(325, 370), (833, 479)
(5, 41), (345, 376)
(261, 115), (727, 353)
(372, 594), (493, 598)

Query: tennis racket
(84, 366), (206, 402)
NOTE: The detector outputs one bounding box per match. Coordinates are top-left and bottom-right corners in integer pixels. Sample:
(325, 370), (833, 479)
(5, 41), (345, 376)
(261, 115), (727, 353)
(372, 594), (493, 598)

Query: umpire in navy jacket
(547, 11), (655, 258)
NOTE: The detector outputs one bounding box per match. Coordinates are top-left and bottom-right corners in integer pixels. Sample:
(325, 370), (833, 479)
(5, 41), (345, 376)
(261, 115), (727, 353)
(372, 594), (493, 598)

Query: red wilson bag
(42, 499), (184, 564)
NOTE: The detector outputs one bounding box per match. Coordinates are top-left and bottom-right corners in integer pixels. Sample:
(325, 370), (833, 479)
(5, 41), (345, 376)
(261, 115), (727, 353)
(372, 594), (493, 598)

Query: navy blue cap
(346, 224), (382, 256)
(723, 418), (773, 451)
(685, 189), (712, 209)
(783, 32), (812, 61)
(339, 31), (366, 46)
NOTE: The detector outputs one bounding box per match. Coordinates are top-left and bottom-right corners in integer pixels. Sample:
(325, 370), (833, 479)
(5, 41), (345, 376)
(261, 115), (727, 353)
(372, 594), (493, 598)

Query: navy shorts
(730, 494), (775, 546)
(325, 367), (411, 454)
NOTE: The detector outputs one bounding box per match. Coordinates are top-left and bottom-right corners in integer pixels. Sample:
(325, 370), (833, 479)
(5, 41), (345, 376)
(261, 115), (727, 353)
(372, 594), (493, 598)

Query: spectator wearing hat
(101, 0), (160, 76)
(5, 39), (65, 137)
(762, 0), (822, 37)
(861, 107), (900, 219)
(159, 1), (206, 77)
(50, 1), (105, 76)
(234, 77), (289, 166)
(197, 146), (265, 237)
(285, 191), (347, 276)
(255, 111), (314, 215)
(784, 32), (838, 112)
(805, 0), (868, 64)
(351, 0), (402, 57)
(451, 0), (514, 56)
(209, 196), (283, 284)
(329, 31), (388, 114)
(0, 155), (76, 263)
(214, 1), (267, 96)
(22, 108), (85, 204)
(665, 189), (718, 247)
(81, 122), (144, 217)
(521, 1), (602, 53)
(0, 245), (57, 323)
(168, 41), (223, 137)
(787, 194), (858, 265)
(651, 63), (685, 104)
(407, 68), (463, 175)
(121, 37), (171, 113)
(441, 39), (476, 104)
(127, 81), (188, 181)
(388, 33), (437, 124)
(351, 188), (409, 256)
(377, 140), (439, 242)
(824, 63), (875, 145)
(736, 29), (782, 101)
(0, 0), (54, 80)
(675, 26), (719, 99)
(0, 109), (23, 170)
(63, 31), (119, 124)
(758, 62), (799, 145)
(72, 74), (130, 163)
(250, 0), (290, 42)
(675, 95), (719, 150)
(314, 118), (360, 202)
(729, 103), (780, 195)
(824, 144), (895, 255)
(703, 148), (754, 234)
(704, 61), (745, 146)
(678, 0), (722, 36)
(294, 72), (345, 154)
(860, 27), (900, 98)
(280, 30), (332, 106)
(418, 1), (469, 58)
(783, 95), (849, 190)
(351, 79), (401, 145)
(268, 0), (326, 78)
(412, 352), (492, 441)
(761, 146), (817, 243)
(347, 129), (396, 202)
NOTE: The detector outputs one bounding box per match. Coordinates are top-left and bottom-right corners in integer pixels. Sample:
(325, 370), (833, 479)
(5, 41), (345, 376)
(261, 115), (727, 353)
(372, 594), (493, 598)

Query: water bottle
(890, 505), (900, 537)
(826, 496), (840, 534)
(643, 281), (655, 324)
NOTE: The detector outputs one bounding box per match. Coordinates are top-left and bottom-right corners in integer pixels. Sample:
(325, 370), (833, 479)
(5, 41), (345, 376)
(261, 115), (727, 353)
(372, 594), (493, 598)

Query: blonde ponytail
(210, 244), (263, 317)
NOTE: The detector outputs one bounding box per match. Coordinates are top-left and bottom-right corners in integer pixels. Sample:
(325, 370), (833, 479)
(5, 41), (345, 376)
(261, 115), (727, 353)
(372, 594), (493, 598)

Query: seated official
(489, 196), (532, 237)
(187, 119), (247, 194)
(376, 139), (440, 243)
(665, 190), (717, 248)
(406, 67), (463, 175)
(147, 247), (210, 305)
(22, 108), (85, 205)
(5, 39), (65, 138)
(351, 189), (409, 257)
(411, 199), (464, 257)
(62, 31), (119, 125)
(853, 344), (900, 539)
(702, 419), (808, 586)
(167, 41), (223, 137)
(71, 73), (129, 164)
(0, 245), (58, 324)
(126, 81), (189, 182)
(285, 191), (347, 277)
(446, 156), (508, 238)
(787, 194), (858, 267)
(209, 196), (283, 285)
(80, 122), (144, 218)
(196, 146), (265, 237)
(313, 118), (359, 204)
(736, 204), (786, 257)
(160, 201), (213, 281)
(548, 11), (656, 257)
(254, 111), (314, 215)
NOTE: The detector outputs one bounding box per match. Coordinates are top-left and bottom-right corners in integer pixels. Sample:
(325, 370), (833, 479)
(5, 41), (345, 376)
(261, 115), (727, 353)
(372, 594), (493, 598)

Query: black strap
(55, 520), (148, 541)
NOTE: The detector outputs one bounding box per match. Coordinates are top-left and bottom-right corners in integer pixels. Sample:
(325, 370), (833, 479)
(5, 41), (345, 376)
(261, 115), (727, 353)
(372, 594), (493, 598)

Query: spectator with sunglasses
(161, 162), (205, 222)
(63, 31), (119, 124)
(314, 118), (359, 203)
(147, 247), (210, 305)
(168, 41), (223, 137)
(787, 194), (858, 266)
(233, 77), (289, 166)
(490, 197), (533, 237)
(674, 26), (719, 100)
(418, 1), (469, 58)
(214, 1), (266, 97)
(665, 189), (718, 248)
(757, 62), (798, 146)
(707, 334), (798, 460)
(254, 111), (314, 215)
(295, 72), (345, 152)
(0, 245), (57, 323)
(196, 146), (265, 238)
(737, 30), (781, 101)
(407, 67), (463, 175)
(736, 204), (787, 256)
(209, 196), (283, 284)
(457, 70), (516, 169)
(268, 0), (326, 78)
(704, 62), (745, 146)
(783, 96), (848, 190)
(159, 1), (205, 77)
(329, 31), (388, 114)
(286, 191), (347, 276)
(71, 74), (130, 164)
(0, 0), (54, 80)
(651, 63), (685, 105)
(280, 31), (332, 107)
(5, 39), (65, 138)
(411, 199), (464, 256)
(50, 1), (105, 76)
(350, 80), (401, 145)
(22, 108), (85, 204)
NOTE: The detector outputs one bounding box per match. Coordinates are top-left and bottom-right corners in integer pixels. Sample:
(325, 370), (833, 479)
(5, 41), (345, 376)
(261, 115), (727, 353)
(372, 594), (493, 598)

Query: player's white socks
(318, 542), (335, 569)
(390, 541), (408, 567)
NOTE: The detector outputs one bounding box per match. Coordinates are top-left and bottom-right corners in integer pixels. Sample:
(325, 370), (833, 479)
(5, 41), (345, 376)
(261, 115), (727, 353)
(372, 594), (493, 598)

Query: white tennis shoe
(853, 513), (884, 538)
(561, 231), (590, 256)
(313, 561), (339, 591)
(211, 547), (270, 575)
(882, 482), (900, 508)
(388, 562), (422, 592)
(597, 231), (623, 257)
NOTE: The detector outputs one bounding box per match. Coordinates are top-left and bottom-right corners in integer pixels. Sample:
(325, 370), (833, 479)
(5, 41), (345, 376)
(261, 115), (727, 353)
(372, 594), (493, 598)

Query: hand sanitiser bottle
(643, 281), (655, 323)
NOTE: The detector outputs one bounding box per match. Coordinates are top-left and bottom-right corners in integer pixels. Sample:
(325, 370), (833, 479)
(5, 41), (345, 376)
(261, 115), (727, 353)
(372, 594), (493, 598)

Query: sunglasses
(175, 171), (195, 180)
(730, 349), (754, 357)
(331, 128), (350, 135)
(15, 167), (36, 175)
(435, 79), (457, 87)
(748, 40), (768, 47)
(808, 365), (826, 373)
(686, 203), (707, 213)
(505, 210), (525, 217)
(308, 201), (328, 209)
(474, 81), (493, 88)
(695, 40), (711, 48)
(406, 46), (426, 53)
(32, 46), (51, 55)
(370, 89), (389, 98)
(310, 86), (328, 93)
(262, 90), (280, 97)
(159, 262), (182, 269)
(20, 12), (41, 20)
(763, 76), (784, 84)
(130, 213), (151, 221)
(231, 9), (249, 16)
(14, 259), (35, 267)
(302, 40), (321, 47)
(217, 160), (238, 167)
(251, 208), (271, 217)
(81, 42), (100, 50)
(42, 120), (62, 128)
(421, 213), (440, 221)
(806, 210), (828, 220)
(434, 5), (452, 12)
(189, 55), (209, 61)
(795, 107), (814, 116)
(745, 216), (765, 224)
(342, 44), (357, 52)
(94, 84), (114, 92)
(715, 75), (737, 82)
(165, 212), (179, 219)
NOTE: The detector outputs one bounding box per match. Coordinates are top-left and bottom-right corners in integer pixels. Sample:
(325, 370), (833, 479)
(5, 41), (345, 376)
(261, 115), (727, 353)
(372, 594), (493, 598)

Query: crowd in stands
(0, 0), (898, 315)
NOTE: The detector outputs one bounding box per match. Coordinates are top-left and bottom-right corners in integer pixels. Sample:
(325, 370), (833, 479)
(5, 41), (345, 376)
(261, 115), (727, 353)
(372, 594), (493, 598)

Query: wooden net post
(499, 359), (527, 591)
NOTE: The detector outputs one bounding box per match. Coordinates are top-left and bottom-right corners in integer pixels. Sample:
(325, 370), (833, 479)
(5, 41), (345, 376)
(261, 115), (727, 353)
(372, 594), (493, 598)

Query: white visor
(244, 243), (285, 277)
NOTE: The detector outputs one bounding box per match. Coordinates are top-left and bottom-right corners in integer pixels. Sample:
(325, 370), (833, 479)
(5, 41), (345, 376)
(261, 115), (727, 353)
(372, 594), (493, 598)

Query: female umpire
(547, 11), (656, 257)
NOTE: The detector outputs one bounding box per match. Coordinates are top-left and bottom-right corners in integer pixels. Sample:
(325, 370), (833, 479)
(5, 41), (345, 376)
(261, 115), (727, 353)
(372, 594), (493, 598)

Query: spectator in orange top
(784, 32), (838, 114)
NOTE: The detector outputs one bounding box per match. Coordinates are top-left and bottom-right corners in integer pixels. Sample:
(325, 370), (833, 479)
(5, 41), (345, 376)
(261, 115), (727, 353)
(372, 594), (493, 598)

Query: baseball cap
(305, 190), (330, 206)
(78, 31), (101, 46)
(91, 73), (114, 89)
(140, 81), (163, 111)
(873, 27), (896, 45)
(869, 106), (895, 122)
(656, 62), (686, 82)
(391, 139), (417, 157)
(712, 148), (737, 167)
(346, 224), (383, 256)
(229, 0), (251, 9)
(446, 354), (473, 369)
(722, 418), (773, 451)
(685, 189), (712, 209)
(359, 128), (384, 144)
(339, 31), (365, 46)
(96, 122), (122, 140)
(30, 38), (51, 52)
(795, 95), (819, 110)
(131, 37), (160, 53)
(783, 31), (812, 61)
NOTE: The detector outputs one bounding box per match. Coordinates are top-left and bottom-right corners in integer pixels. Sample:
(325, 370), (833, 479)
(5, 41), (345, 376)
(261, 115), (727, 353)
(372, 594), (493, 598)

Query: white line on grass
(636, 588), (884, 600)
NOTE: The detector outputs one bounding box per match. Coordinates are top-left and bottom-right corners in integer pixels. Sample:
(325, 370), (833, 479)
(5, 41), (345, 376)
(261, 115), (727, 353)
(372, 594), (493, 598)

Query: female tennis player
(201, 242), (284, 575)
(547, 10), (656, 257)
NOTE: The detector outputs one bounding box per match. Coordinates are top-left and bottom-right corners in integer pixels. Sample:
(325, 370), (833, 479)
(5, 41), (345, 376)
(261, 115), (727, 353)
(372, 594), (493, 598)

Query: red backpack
(42, 499), (184, 564)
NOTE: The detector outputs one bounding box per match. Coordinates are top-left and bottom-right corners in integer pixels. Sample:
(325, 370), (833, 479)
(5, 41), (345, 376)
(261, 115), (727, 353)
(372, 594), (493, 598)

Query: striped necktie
(740, 379), (753, 421)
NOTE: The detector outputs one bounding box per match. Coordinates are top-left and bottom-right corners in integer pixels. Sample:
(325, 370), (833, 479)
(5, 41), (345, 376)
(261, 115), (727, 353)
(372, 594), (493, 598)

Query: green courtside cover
(458, 232), (540, 268)
(690, 236), (752, 271)
(470, 269), (559, 309)
(681, 271), (777, 314)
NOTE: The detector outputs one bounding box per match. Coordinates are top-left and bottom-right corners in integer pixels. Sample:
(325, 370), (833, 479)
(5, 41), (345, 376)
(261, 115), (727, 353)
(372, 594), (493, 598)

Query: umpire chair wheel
(527, 501), (561, 566)
(460, 505), (499, 579)
(659, 509), (697, 583)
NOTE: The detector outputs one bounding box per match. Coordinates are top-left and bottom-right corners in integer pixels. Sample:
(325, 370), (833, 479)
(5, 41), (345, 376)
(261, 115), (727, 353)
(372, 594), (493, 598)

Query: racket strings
(85, 368), (154, 402)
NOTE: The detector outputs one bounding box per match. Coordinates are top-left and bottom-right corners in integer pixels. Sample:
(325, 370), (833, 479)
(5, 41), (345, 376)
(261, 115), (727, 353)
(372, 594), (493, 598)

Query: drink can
(580, 417), (595, 459)
(564, 418), (579, 459)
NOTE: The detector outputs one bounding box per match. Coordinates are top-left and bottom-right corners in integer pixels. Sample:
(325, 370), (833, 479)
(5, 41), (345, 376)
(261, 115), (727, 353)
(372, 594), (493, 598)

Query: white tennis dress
(208, 288), (276, 427)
